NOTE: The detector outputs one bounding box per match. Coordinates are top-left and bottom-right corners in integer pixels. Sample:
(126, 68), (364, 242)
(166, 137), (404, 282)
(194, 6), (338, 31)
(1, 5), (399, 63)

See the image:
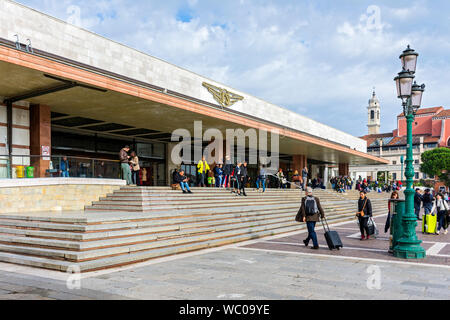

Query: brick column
(338, 163), (349, 176)
(30, 104), (51, 178)
(292, 155), (307, 174)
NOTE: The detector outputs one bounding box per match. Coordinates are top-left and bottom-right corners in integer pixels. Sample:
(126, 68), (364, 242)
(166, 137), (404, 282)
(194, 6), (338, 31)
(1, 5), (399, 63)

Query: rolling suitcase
(422, 213), (437, 234)
(321, 217), (343, 250)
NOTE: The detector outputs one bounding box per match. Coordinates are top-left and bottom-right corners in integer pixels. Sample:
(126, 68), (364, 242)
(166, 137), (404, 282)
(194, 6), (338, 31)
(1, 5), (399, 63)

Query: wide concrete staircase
(0, 187), (389, 272)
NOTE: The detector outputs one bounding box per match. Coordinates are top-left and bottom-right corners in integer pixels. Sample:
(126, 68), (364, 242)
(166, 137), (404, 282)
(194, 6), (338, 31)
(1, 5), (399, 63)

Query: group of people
(173, 156), (312, 195)
(330, 176), (353, 193)
(175, 156), (262, 196)
(415, 188), (450, 235)
(119, 145), (141, 186)
(297, 186), (450, 250)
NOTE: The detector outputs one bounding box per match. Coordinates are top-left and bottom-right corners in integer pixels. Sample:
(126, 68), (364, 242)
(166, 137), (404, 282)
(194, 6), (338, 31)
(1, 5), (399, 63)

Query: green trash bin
(26, 166), (34, 178)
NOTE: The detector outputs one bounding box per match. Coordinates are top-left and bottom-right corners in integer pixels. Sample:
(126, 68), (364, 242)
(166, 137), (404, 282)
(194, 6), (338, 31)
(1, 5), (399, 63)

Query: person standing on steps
(223, 155), (233, 189)
(256, 165), (267, 193)
(302, 166), (308, 190)
(234, 161), (243, 196)
(414, 188), (423, 221)
(129, 151), (141, 186)
(119, 145), (132, 185)
(197, 156), (210, 188)
(239, 161), (249, 196)
(297, 187), (325, 250)
(357, 191), (373, 241)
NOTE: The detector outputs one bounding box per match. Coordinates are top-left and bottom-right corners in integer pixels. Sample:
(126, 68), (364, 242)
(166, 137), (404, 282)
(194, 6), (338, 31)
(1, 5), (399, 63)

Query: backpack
(305, 198), (317, 216)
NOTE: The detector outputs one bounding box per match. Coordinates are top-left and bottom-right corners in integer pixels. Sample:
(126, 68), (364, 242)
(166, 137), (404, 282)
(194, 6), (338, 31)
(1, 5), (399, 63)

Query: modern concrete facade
(0, 0), (387, 183)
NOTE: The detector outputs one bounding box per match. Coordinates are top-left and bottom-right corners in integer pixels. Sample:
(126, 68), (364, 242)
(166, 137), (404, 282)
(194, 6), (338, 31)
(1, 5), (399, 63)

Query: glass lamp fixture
(411, 81), (425, 114)
(394, 69), (415, 101)
(400, 45), (419, 74)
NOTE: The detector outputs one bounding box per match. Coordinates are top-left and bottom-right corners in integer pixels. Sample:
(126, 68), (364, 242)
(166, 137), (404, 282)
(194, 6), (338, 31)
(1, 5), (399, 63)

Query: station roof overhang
(0, 42), (388, 166)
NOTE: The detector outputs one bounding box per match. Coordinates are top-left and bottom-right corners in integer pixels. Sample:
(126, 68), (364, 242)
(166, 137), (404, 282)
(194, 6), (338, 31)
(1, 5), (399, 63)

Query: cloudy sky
(15, 0), (450, 137)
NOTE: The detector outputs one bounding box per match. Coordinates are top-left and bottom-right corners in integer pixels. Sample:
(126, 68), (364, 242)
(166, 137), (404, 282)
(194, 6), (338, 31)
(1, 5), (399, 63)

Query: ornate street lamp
(393, 45), (426, 259)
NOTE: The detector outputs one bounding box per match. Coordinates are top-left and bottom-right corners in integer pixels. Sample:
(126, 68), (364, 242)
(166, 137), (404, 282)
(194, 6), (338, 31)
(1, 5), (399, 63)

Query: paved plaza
(0, 213), (448, 300)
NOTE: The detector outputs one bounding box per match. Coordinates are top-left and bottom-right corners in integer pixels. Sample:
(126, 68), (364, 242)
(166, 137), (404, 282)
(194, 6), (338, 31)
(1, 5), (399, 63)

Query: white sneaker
(444, 230), (448, 235)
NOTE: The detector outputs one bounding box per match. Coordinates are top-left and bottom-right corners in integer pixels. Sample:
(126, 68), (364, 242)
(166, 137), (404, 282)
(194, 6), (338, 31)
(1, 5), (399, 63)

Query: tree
(420, 148), (450, 187)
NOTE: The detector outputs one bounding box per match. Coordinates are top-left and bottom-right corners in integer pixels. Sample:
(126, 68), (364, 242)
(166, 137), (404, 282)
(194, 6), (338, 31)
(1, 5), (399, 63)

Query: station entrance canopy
(0, 38), (387, 167)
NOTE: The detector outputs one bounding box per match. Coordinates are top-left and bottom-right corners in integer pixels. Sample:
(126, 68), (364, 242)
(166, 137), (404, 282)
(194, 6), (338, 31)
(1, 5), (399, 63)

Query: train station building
(0, 0), (387, 186)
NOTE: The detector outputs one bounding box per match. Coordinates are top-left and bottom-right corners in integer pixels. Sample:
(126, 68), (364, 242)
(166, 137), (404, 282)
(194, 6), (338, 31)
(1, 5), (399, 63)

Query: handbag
(357, 198), (368, 217)
(367, 217), (379, 236)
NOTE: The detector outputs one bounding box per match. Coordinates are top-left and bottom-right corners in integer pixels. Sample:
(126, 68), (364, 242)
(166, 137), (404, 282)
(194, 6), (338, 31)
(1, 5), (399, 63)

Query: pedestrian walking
(422, 189), (434, 215)
(414, 188), (423, 220)
(296, 187), (325, 250)
(433, 193), (449, 235)
(356, 191), (373, 241)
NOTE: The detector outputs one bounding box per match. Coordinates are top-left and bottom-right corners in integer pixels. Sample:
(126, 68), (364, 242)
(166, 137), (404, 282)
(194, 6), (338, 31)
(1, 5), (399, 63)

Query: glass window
(370, 110), (375, 120)
(392, 173), (397, 180)
(415, 173), (419, 179)
(392, 161), (397, 165)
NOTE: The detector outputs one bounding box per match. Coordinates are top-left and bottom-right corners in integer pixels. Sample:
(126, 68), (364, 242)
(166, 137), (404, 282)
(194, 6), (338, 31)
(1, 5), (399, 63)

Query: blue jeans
(121, 163), (132, 185)
(180, 182), (190, 192)
(61, 170), (69, 177)
(215, 176), (223, 187)
(305, 221), (318, 247)
(414, 206), (421, 219)
(424, 205), (432, 215)
(256, 177), (266, 192)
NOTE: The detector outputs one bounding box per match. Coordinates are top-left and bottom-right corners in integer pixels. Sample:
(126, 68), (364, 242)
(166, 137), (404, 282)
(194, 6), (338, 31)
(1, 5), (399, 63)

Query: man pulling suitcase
(295, 187), (325, 250)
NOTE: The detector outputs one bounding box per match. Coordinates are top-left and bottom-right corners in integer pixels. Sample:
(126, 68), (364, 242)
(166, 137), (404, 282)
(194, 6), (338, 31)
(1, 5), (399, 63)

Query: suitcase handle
(320, 216), (331, 233)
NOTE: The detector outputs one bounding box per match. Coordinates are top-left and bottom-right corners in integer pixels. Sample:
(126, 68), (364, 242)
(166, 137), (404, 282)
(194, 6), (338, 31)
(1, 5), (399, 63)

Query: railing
(0, 155), (121, 179)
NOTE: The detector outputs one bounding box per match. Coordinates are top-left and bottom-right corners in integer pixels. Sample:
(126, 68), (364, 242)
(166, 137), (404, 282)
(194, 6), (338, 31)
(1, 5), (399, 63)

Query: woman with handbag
(357, 191), (373, 241)
(433, 193), (449, 235)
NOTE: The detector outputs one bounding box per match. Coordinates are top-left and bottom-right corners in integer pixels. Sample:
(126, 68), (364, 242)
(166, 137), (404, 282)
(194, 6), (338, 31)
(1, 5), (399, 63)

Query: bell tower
(367, 89), (381, 135)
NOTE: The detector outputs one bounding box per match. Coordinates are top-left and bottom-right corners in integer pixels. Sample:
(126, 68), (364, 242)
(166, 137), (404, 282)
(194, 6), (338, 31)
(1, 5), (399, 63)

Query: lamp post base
(394, 236), (426, 259)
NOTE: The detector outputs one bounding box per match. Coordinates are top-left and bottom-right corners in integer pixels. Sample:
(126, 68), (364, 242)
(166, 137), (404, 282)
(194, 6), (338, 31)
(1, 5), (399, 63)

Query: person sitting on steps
(174, 170), (193, 194)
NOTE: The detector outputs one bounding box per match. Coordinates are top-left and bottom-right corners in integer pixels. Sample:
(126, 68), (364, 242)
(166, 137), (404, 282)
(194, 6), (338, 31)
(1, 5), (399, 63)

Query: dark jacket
(422, 193), (433, 207)
(241, 166), (248, 178)
(173, 172), (187, 184)
(414, 193), (422, 208)
(357, 197), (373, 217)
(297, 196), (325, 222)
(119, 149), (129, 163)
(223, 162), (233, 175)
